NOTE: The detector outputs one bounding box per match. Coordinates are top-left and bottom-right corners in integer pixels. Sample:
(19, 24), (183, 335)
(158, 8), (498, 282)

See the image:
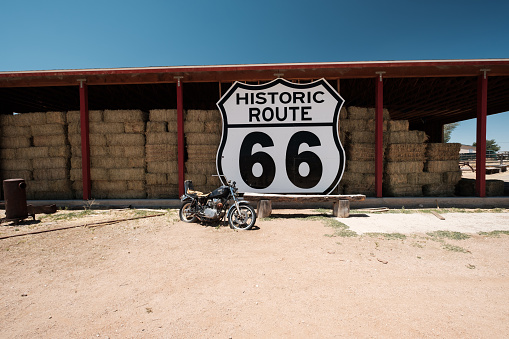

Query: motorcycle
(179, 177), (256, 230)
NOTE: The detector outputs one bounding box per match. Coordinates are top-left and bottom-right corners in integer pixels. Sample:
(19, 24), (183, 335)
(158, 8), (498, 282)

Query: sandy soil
(1, 208), (509, 338)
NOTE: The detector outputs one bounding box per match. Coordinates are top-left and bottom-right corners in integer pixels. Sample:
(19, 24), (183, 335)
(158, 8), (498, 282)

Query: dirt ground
(1, 208), (509, 338)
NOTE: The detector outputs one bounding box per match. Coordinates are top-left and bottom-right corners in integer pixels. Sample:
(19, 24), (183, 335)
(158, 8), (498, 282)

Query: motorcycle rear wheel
(179, 202), (197, 223)
(228, 205), (256, 230)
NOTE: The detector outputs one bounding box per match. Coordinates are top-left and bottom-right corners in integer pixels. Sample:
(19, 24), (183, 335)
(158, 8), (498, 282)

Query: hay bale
(1, 112), (46, 126)
(124, 122), (146, 134)
(186, 132), (221, 146)
(388, 120), (409, 132)
(31, 124), (66, 136)
(147, 122), (168, 132)
(340, 106), (348, 120)
(185, 161), (217, 175)
(146, 132), (177, 145)
(108, 168), (145, 181)
(104, 190), (147, 199)
(103, 109), (147, 122)
(147, 185), (179, 198)
(32, 157), (68, 169)
(17, 147), (49, 159)
(423, 184), (455, 197)
(425, 143), (461, 161)
(388, 131), (428, 144)
(149, 109), (177, 122)
(1, 137), (31, 148)
(186, 174), (207, 186)
(67, 110), (103, 123)
(33, 168), (68, 180)
(347, 144), (377, 161)
(28, 179), (70, 192)
(346, 160), (375, 174)
(342, 185), (375, 196)
(385, 161), (424, 174)
(127, 181), (145, 191)
(146, 173), (169, 185)
(0, 148), (17, 159)
(90, 122), (125, 134)
(424, 160), (459, 173)
(455, 178), (505, 196)
(106, 134), (145, 146)
(384, 174), (408, 186)
(33, 135), (67, 147)
(204, 121), (221, 133)
(407, 172), (441, 185)
(1, 170), (32, 181)
(147, 161), (178, 174)
(442, 171), (462, 184)
(48, 146), (70, 158)
(184, 121), (205, 133)
(186, 145), (218, 161)
(2, 159), (32, 171)
(384, 185), (423, 197)
(186, 110), (221, 123)
(347, 106), (390, 120)
(108, 146), (145, 158)
(46, 111), (66, 125)
(146, 144), (178, 162)
(92, 180), (128, 192)
(385, 144), (426, 162)
(1, 126), (31, 137)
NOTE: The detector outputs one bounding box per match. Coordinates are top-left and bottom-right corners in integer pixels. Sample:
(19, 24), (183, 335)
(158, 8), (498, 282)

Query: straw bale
(186, 145), (218, 161)
(342, 185), (375, 196)
(46, 111), (66, 125)
(425, 143), (461, 161)
(388, 120), (409, 132)
(32, 157), (68, 169)
(17, 147), (49, 159)
(67, 122), (80, 135)
(106, 134), (145, 146)
(186, 110), (221, 123)
(33, 135), (67, 147)
(149, 109), (177, 122)
(124, 122), (146, 134)
(146, 173), (168, 185)
(146, 144), (177, 162)
(424, 160), (459, 173)
(31, 124), (65, 136)
(384, 174), (408, 186)
(384, 185), (423, 197)
(1, 137), (31, 148)
(486, 180), (505, 196)
(0, 148), (17, 159)
(92, 180), (128, 191)
(71, 157), (82, 169)
(33, 168), (68, 180)
(146, 132), (177, 145)
(147, 185), (179, 198)
(108, 168), (145, 181)
(385, 144), (426, 162)
(341, 172), (374, 186)
(3, 112), (46, 126)
(90, 122), (125, 134)
(186, 173), (207, 186)
(347, 131), (374, 144)
(67, 110), (104, 123)
(103, 109), (147, 123)
(28, 179), (70, 192)
(407, 172), (441, 185)
(185, 161), (217, 174)
(346, 160), (375, 174)
(423, 184), (455, 197)
(385, 161), (424, 174)
(1, 170), (32, 182)
(147, 122), (168, 132)
(127, 181), (145, 191)
(2, 159), (32, 171)
(108, 146), (145, 158)
(388, 130), (428, 144)
(147, 161), (178, 174)
(442, 171), (462, 184)
(207, 175), (221, 187)
(347, 107), (390, 120)
(71, 146), (82, 157)
(91, 168), (109, 180)
(168, 122), (178, 132)
(184, 121), (205, 133)
(70, 168), (82, 181)
(104, 190), (147, 199)
(204, 121), (221, 133)
(347, 144), (376, 161)
(1, 126), (31, 137)
(49, 146), (70, 158)
(339, 106), (348, 120)
(186, 133), (221, 146)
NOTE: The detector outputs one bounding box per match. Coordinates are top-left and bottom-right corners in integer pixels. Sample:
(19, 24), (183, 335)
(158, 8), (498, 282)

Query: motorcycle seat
(187, 189), (209, 198)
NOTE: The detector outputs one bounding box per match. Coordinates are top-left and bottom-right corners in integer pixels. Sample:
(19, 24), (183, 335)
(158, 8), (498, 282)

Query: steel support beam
(79, 80), (91, 200)
(476, 71), (488, 197)
(375, 73), (385, 198)
(176, 77), (185, 196)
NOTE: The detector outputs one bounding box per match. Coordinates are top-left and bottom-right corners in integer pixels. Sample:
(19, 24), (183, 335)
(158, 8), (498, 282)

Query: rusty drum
(3, 178), (28, 221)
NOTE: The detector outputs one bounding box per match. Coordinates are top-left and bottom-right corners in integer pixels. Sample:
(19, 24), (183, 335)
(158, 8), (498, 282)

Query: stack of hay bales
(423, 143), (462, 196)
(455, 178), (505, 196)
(339, 106), (390, 196)
(145, 109), (179, 198)
(185, 110), (222, 193)
(383, 122), (428, 196)
(0, 112), (71, 199)
(68, 110), (147, 199)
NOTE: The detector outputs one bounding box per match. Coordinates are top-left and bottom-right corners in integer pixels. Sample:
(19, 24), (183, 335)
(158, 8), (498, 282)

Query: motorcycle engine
(202, 198), (224, 220)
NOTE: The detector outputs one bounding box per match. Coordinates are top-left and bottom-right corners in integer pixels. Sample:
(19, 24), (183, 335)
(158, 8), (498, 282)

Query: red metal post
(476, 72), (488, 197)
(375, 73), (385, 198)
(176, 77), (185, 196)
(79, 80), (91, 200)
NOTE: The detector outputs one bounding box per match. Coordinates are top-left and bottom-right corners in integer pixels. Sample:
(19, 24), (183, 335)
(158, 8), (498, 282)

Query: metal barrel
(3, 179), (28, 220)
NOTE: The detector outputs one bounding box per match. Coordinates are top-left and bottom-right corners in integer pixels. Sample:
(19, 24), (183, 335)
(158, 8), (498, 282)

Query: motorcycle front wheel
(179, 202), (197, 223)
(228, 205), (256, 230)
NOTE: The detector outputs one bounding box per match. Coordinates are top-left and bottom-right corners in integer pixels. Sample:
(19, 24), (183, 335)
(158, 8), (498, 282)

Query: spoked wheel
(228, 205), (256, 230)
(179, 202), (197, 223)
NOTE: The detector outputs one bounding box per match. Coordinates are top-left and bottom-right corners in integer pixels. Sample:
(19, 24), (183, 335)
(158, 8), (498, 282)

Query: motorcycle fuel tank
(209, 186), (229, 199)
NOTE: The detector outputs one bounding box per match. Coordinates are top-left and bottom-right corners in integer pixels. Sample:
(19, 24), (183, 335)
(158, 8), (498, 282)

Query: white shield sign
(216, 78), (345, 194)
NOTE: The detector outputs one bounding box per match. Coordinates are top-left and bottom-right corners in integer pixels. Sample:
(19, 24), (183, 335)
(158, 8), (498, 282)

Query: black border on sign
(216, 78), (345, 195)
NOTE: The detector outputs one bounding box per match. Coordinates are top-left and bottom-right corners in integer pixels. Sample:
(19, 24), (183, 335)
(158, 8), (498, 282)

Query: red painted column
(476, 72), (488, 197)
(375, 73), (385, 198)
(79, 80), (91, 200)
(176, 77), (185, 196)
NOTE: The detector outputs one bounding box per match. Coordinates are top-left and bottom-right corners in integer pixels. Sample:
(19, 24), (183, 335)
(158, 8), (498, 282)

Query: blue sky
(1, 0), (508, 150)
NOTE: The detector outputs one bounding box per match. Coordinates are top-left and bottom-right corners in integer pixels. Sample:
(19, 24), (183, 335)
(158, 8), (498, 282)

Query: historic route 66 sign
(216, 78), (345, 194)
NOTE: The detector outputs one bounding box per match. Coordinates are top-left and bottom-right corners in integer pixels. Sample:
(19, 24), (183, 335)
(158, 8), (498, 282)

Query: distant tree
(443, 122), (459, 142)
(472, 139), (501, 152)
